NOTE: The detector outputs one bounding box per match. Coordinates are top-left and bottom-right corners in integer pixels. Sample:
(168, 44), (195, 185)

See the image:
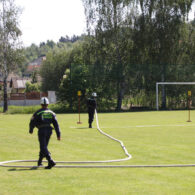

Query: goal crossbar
(156, 82), (195, 110)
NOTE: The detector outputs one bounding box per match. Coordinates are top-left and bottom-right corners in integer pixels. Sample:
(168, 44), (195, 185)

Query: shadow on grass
(8, 167), (42, 171)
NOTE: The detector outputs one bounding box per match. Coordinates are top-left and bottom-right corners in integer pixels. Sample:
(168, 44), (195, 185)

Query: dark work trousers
(88, 109), (95, 124)
(38, 128), (52, 157)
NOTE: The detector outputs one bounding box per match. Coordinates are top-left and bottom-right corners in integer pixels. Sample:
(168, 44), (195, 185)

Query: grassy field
(1, 110), (195, 194)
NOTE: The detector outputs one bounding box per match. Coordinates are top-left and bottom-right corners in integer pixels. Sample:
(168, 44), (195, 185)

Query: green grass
(2, 104), (65, 114)
(1, 110), (195, 194)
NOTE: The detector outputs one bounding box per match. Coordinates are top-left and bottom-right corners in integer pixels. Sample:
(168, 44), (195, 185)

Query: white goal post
(156, 82), (195, 110)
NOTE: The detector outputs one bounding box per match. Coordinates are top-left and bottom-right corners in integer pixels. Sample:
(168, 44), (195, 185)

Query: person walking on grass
(29, 97), (61, 169)
(87, 92), (97, 128)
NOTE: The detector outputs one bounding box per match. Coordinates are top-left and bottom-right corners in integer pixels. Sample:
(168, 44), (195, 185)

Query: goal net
(156, 82), (195, 110)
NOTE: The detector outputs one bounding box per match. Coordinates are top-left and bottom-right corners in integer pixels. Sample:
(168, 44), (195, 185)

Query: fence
(9, 92), (48, 100)
(1, 91), (55, 106)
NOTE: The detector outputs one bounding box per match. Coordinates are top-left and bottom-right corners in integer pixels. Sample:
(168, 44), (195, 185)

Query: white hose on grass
(0, 109), (132, 168)
(1, 159), (195, 168)
(1, 110), (195, 168)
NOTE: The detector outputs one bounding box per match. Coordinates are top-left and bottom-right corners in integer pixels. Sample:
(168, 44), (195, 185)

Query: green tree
(133, 0), (194, 109)
(25, 81), (40, 93)
(31, 70), (38, 83)
(57, 41), (90, 111)
(58, 64), (89, 111)
(0, 0), (22, 112)
(40, 50), (71, 92)
(82, 0), (135, 111)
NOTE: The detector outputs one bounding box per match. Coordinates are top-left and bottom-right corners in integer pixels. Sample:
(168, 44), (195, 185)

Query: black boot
(37, 158), (43, 166)
(45, 154), (56, 169)
(89, 123), (92, 128)
(37, 155), (44, 166)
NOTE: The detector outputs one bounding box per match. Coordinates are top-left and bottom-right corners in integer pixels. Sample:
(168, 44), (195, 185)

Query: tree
(134, 0), (194, 109)
(25, 81), (40, 93)
(82, 0), (135, 111)
(58, 64), (89, 111)
(0, 0), (22, 112)
(31, 70), (38, 83)
(40, 50), (70, 92)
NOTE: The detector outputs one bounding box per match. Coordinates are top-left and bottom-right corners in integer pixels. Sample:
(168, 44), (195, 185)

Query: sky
(15, 0), (195, 47)
(15, 0), (86, 46)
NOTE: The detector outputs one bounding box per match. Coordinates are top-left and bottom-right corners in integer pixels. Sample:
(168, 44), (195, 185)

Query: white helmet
(92, 92), (97, 97)
(40, 97), (49, 105)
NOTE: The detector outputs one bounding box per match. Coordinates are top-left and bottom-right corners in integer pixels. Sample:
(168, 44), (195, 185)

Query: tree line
(40, 0), (195, 111)
(1, 0), (195, 112)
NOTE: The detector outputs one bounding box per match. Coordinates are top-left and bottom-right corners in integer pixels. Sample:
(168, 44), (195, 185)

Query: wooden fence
(9, 92), (48, 100)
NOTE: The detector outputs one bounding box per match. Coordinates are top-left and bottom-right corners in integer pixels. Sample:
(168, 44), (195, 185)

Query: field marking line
(70, 124), (195, 129)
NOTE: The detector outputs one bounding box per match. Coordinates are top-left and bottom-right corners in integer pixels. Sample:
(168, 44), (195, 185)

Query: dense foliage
(22, 0), (195, 112)
(25, 82), (40, 93)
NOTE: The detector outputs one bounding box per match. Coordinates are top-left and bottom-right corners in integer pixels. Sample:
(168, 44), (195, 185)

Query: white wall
(0, 91), (57, 106)
(1, 100), (41, 106)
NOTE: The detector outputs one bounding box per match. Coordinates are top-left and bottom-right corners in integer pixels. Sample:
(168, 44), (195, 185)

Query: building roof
(30, 56), (46, 66)
(26, 65), (40, 72)
(26, 55), (46, 73)
(12, 79), (30, 89)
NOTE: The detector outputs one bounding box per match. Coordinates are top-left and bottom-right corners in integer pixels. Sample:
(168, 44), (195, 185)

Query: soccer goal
(156, 82), (195, 110)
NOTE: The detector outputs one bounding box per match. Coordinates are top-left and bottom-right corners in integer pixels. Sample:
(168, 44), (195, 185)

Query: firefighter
(87, 92), (97, 128)
(29, 97), (61, 169)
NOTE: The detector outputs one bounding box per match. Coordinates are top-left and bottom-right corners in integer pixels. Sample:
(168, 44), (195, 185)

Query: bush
(49, 103), (70, 113)
(0, 103), (75, 114)
(25, 82), (41, 93)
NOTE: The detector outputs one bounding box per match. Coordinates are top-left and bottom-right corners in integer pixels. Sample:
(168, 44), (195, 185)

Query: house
(26, 55), (46, 74)
(0, 72), (56, 105)
(0, 72), (31, 95)
(6, 73), (31, 93)
(0, 72), (18, 94)
(10, 78), (30, 93)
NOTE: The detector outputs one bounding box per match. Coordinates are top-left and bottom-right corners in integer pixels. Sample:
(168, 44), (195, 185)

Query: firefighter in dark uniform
(29, 97), (61, 169)
(87, 92), (97, 128)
